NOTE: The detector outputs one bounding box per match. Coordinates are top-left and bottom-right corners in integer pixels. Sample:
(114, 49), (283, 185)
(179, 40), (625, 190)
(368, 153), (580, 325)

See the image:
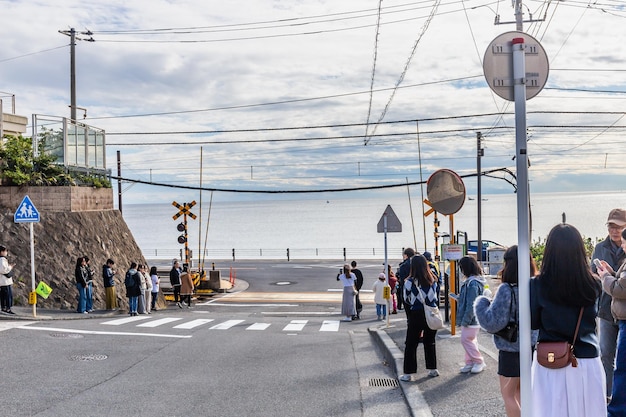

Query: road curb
(369, 325), (433, 417)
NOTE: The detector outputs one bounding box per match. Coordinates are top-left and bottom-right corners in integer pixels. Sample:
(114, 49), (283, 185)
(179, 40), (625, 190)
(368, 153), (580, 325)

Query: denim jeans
(85, 282), (93, 311)
(600, 317), (619, 396)
(376, 303), (387, 317)
(151, 292), (158, 310)
(608, 320), (626, 416)
(76, 283), (87, 313)
(128, 296), (138, 313)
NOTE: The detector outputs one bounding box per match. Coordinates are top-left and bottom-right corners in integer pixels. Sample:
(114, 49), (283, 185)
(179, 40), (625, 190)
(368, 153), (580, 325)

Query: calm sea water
(122, 191), (626, 261)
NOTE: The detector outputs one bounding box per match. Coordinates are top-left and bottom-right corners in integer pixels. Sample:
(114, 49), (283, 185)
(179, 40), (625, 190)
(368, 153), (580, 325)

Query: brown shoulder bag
(536, 307), (584, 369)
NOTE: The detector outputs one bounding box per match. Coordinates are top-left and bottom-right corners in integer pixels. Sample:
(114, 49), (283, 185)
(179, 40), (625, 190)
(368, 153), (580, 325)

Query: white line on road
(200, 303), (299, 307)
(319, 320), (340, 332)
(173, 319), (215, 329)
(17, 325), (192, 338)
(137, 318), (183, 328)
(283, 320), (308, 332)
(209, 319), (245, 330)
(246, 323), (272, 331)
(102, 316), (151, 325)
(0, 321), (36, 332)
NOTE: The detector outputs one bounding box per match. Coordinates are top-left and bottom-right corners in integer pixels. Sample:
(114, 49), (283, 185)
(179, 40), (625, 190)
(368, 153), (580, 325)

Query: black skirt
(498, 350), (520, 377)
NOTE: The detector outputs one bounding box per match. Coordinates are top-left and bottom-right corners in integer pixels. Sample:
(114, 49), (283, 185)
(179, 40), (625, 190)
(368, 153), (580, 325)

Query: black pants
(0, 285), (13, 310)
(404, 308), (437, 373)
(173, 286), (181, 303)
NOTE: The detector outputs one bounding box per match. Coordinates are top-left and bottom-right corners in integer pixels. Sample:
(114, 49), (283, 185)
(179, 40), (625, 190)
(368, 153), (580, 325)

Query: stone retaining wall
(0, 186), (113, 212)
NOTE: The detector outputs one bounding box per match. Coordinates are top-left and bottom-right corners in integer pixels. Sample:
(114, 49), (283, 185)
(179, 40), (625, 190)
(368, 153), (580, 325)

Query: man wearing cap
(591, 208), (626, 400)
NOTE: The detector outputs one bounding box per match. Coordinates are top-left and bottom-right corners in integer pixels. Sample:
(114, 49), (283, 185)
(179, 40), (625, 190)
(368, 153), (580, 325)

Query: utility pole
(58, 28), (94, 122)
(476, 132), (483, 262)
(494, 0), (544, 29)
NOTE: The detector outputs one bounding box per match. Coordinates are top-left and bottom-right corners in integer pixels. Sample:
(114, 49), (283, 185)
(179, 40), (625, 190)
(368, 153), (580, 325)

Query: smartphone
(593, 259), (603, 270)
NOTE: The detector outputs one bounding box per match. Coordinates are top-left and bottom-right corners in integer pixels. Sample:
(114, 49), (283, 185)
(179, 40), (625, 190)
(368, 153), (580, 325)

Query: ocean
(122, 191), (626, 261)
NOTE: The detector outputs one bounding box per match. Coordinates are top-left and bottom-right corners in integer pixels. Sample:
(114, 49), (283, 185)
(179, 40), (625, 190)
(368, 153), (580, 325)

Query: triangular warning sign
(377, 205), (402, 233)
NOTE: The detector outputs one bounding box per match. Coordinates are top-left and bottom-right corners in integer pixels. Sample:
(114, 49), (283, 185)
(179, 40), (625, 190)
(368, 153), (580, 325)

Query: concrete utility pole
(58, 28), (94, 122)
(476, 132), (483, 262)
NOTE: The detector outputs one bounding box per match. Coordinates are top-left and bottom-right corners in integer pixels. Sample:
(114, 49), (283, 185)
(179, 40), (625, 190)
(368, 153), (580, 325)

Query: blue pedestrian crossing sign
(14, 195), (40, 223)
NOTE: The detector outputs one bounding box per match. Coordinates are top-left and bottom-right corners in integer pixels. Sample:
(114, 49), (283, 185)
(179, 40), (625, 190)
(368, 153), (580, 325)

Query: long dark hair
(458, 256), (483, 277)
(539, 223), (600, 306)
(150, 266), (157, 275)
(409, 255), (435, 288)
(501, 245), (538, 284)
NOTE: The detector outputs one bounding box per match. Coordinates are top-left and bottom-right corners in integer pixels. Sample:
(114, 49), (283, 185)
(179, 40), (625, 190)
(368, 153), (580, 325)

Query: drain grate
(368, 378), (399, 388)
(69, 354), (108, 362)
(50, 333), (84, 339)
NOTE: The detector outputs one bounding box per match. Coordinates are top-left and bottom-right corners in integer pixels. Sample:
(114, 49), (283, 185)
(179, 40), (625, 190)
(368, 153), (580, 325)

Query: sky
(1, 0), (625, 206)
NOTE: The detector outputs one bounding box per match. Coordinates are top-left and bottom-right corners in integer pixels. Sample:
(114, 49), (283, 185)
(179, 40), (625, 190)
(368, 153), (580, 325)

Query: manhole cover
(50, 333), (84, 339)
(368, 378), (399, 388)
(69, 354), (108, 362)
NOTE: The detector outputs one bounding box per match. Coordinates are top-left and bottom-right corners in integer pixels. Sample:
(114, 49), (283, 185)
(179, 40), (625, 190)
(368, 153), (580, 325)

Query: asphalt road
(1, 259), (412, 417)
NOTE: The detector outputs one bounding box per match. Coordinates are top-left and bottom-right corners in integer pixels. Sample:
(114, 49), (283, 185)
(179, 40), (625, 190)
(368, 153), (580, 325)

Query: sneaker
(391, 310), (398, 314)
(428, 369), (440, 377)
(399, 374), (411, 382)
(460, 364), (473, 373)
(471, 363), (486, 374)
(83, 311), (89, 315)
(181, 301), (187, 306)
(7, 310), (16, 315)
(177, 302), (183, 309)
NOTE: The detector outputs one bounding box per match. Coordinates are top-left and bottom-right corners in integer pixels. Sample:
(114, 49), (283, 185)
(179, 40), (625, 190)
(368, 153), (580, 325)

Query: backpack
(124, 271), (135, 288)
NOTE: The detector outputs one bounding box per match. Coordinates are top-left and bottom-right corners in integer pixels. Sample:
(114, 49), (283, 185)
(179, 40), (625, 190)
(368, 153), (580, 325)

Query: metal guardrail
(140, 247), (410, 261)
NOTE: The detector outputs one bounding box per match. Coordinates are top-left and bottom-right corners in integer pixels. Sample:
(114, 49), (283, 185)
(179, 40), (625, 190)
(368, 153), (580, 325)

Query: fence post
(232, 248), (236, 262)
(343, 248), (346, 262)
(287, 248), (290, 262)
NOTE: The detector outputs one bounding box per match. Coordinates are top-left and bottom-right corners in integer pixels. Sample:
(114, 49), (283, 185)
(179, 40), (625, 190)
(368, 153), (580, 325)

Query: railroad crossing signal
(172, 201), (196, 268)
(172, 200), (197, 220)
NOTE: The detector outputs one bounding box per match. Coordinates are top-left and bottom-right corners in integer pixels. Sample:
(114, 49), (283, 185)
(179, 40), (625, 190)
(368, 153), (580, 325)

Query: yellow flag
(36, 281), (53, 299)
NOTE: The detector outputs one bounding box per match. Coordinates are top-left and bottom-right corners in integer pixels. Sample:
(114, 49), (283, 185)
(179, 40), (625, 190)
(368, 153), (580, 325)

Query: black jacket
(591, 236), (625, 321)
(170, 267), (181, 287)
(530, 276), (600, 359)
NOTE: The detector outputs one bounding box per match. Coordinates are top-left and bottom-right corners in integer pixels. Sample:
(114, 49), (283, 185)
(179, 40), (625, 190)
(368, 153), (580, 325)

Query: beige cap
(606, 209), (626, 226)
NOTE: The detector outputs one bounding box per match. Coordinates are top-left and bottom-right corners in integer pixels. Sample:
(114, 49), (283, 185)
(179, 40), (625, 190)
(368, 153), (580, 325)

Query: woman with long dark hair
(400, 254), (440, 381)
(530, 224), (605, 417)
(474, 246), (538, 417)
(74, 256), (88, 314)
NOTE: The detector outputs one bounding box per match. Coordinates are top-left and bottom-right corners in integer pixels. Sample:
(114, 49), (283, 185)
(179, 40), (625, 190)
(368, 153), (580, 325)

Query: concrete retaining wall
(0, 186), (114, 212)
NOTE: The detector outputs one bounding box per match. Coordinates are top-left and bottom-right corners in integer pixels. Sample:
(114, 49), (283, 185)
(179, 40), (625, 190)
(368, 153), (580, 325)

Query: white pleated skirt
(531, 353), (607, 417)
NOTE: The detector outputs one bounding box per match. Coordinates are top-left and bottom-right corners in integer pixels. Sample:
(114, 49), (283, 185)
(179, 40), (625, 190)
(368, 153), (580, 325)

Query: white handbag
(417, 287), (445, 330)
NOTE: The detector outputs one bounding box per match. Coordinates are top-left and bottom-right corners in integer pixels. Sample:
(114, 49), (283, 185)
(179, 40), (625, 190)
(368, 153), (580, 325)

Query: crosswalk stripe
(173, 319), (215, 329)
(102, 316), (151, 325)
(210, 319), (245, 330)
(283, 320), (308, 332)
(137, 318), (183, 328)
(319, 320), (340, 332)
(246, 323), (271, 331)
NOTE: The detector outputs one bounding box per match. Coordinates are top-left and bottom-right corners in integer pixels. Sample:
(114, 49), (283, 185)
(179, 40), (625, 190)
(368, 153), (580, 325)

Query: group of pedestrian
(72, 256), (162, 316)
(169, 259), (194, 309)
(395, 210), (624, 417)
(124, 262), (161, 316)
(473, 210), (626, 417)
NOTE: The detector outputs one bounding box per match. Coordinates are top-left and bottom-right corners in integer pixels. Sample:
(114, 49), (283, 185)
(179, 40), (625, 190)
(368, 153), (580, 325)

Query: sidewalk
(370, 315), (507, 417)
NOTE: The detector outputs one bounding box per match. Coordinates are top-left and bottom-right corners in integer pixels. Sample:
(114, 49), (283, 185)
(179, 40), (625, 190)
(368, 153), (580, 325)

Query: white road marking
(16, 325), (191, 338)
(319, 320), (340, 332)
(137, 318), (183, 328)
(200, 303), (299, 307)
(0, 321), (37, 332)
(246, 323), (271, 331)
(210, 319), (245, 330)
(173, 319), (215, 329)
(283, 320), (308, 331)
(102, 316), (151, 325)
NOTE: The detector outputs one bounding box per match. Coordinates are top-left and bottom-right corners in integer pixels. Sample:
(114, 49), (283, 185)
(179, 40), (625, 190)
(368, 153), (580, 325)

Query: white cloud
(1, 0), (625, 204)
